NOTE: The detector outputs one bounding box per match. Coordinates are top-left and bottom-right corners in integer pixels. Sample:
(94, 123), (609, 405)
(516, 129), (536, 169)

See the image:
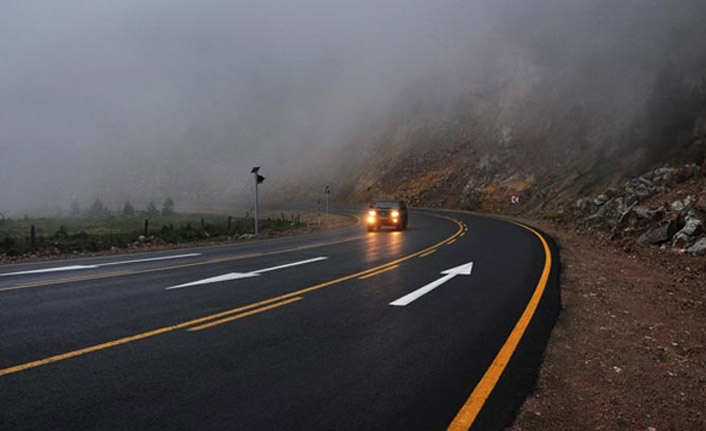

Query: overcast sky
(1, 0), (704, 214)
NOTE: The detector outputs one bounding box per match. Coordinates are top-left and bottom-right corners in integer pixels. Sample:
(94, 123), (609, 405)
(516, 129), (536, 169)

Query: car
(366, 200), (408, 231)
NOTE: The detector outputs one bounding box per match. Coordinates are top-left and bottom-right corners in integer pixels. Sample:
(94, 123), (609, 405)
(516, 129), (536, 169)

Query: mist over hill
(1, 0), (705, 215)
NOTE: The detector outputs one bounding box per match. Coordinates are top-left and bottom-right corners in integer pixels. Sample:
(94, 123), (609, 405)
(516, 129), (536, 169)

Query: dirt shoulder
(509, 221), (706, 431)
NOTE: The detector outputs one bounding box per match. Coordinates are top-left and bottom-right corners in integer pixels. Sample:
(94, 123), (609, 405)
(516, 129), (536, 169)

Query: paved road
(0, 207), (560, 431)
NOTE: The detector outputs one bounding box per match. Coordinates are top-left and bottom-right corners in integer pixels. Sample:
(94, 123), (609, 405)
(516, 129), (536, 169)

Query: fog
(1, 0), (705, 214)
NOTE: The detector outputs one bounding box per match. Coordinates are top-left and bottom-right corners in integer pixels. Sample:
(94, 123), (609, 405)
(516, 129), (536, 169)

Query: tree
(70, 201), (81, 216)
(145, 201), (159, 216)
(88, 199), (107, 217)
(122, 201), (135, 216)
(162, 197), (175, 216)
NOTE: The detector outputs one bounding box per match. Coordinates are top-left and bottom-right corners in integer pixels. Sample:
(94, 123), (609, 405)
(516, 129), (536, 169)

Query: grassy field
(0, 212), (305, 256)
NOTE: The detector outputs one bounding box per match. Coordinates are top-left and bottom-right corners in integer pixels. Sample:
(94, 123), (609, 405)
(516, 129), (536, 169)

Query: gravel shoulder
(509, 221), (706, 431)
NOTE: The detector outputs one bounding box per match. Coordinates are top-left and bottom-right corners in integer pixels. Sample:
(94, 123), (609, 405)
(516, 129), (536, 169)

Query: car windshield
(374, 201), (400, 209)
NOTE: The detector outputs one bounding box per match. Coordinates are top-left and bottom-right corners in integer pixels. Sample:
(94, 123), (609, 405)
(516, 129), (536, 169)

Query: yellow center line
(446, 222), (552, 431)
(1, 235), (365, 292)
(0, 215), (464, 377)
(418, 249), (437, 258)
(358, 265), (400, 280)
(447, 239), (457, 245)
(187, 297), (303, 332)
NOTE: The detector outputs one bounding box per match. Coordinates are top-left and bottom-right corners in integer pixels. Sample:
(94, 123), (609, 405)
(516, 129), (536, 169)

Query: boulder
(637, 225), (671, 246)
(680, 215), (703, 236)
(633, 207), (654, 219)
(671, 199), (686, 213)
(686, 238), (706, 255)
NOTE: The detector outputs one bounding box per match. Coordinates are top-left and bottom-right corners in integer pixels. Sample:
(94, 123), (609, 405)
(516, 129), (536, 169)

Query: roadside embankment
(508, 220), (706, 431)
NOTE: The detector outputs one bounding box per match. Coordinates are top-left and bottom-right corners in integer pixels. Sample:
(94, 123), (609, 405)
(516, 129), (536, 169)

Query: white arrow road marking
(389, 261), (473, 307)
(0, 253), (201, 277)
(165, 256), (328, 290)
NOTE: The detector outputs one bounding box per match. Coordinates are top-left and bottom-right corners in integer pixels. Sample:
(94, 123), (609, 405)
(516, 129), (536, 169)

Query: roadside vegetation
(0, 198), (306, 258)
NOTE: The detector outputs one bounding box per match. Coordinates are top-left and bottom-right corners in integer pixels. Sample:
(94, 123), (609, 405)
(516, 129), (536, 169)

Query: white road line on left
(97, 253), (201, 267)
(0, 253), (201, 277)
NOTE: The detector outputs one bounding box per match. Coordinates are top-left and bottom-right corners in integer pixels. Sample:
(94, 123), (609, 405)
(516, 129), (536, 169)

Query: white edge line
(0, 265), (98, 277)
(0, 253), (202, 278)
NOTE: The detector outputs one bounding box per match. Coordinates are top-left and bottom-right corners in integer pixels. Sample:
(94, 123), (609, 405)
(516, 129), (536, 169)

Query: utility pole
(251, 167), (265, 236)
(325, 184), (330, 224)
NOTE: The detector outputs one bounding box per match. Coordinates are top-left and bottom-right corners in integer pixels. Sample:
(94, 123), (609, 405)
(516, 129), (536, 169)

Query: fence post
(30, 224), (36, 247)
(228, 216), (232, 232)
(144, 219), (149, 237)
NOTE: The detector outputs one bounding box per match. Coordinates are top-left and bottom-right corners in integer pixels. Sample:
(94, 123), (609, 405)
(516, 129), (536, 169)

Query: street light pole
(251, 167), (265, 236)
(325, 184), (330, 224)
(254, 180), (259, 236)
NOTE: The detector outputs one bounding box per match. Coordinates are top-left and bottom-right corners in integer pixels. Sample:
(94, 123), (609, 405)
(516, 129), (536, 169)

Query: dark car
(366, 200), (408, 231)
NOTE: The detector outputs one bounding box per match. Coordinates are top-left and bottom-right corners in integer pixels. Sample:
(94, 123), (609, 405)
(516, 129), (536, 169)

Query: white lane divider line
(390, 261), (473, 307)
(165, 256), (328, 290)
(0, 253), (202, 277)
(98, 253), (202, 267)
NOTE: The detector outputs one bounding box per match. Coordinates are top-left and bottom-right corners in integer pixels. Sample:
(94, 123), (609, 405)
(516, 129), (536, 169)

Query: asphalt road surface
(0, 207), (560, 431)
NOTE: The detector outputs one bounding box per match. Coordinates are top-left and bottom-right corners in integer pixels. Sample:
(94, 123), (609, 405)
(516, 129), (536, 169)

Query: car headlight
(391, 210), (400, 218)
(368, 210), (376, 217)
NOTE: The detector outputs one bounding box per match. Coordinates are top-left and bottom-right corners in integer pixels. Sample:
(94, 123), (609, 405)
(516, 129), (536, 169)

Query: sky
(1, 0), (704, 214)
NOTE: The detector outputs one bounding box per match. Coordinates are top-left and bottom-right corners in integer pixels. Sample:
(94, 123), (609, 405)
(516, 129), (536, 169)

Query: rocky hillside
(576, 164), (706, 255)
(333, 92), (706, 255)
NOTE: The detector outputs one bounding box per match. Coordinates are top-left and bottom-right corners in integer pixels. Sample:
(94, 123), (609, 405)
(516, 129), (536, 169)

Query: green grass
(0, 213), (304, 256)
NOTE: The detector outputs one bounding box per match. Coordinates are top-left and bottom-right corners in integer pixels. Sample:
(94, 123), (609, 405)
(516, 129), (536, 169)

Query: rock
(687, 238), (706, 255)
(138, 235), (146, 243)
(594, 194), (610, 205)
(683, 195), (694, 208)
(654, 167), (675, 177)
(585, 205), (607, 221)
(637, 224), (672, 246)
(680, 215), (703, 236)
(633, 207), (654, 219)
(672, 233), (691, 249)
(603, 197), (630, 226)
(670, 199), (686, 213)
(576, 197), (597, 215)
(638, 177), (653, 186)
(605, 188), (618, 198)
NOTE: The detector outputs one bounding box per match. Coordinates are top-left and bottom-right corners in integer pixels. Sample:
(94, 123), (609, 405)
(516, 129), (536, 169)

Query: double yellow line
(0, 215), (464, 377)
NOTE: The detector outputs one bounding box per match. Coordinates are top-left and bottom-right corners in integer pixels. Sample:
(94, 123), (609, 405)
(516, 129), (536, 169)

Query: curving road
(0, 207), (560, 431)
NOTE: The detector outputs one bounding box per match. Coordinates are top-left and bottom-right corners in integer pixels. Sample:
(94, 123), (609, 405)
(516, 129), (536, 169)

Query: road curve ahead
(0, 207), (560, 431)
